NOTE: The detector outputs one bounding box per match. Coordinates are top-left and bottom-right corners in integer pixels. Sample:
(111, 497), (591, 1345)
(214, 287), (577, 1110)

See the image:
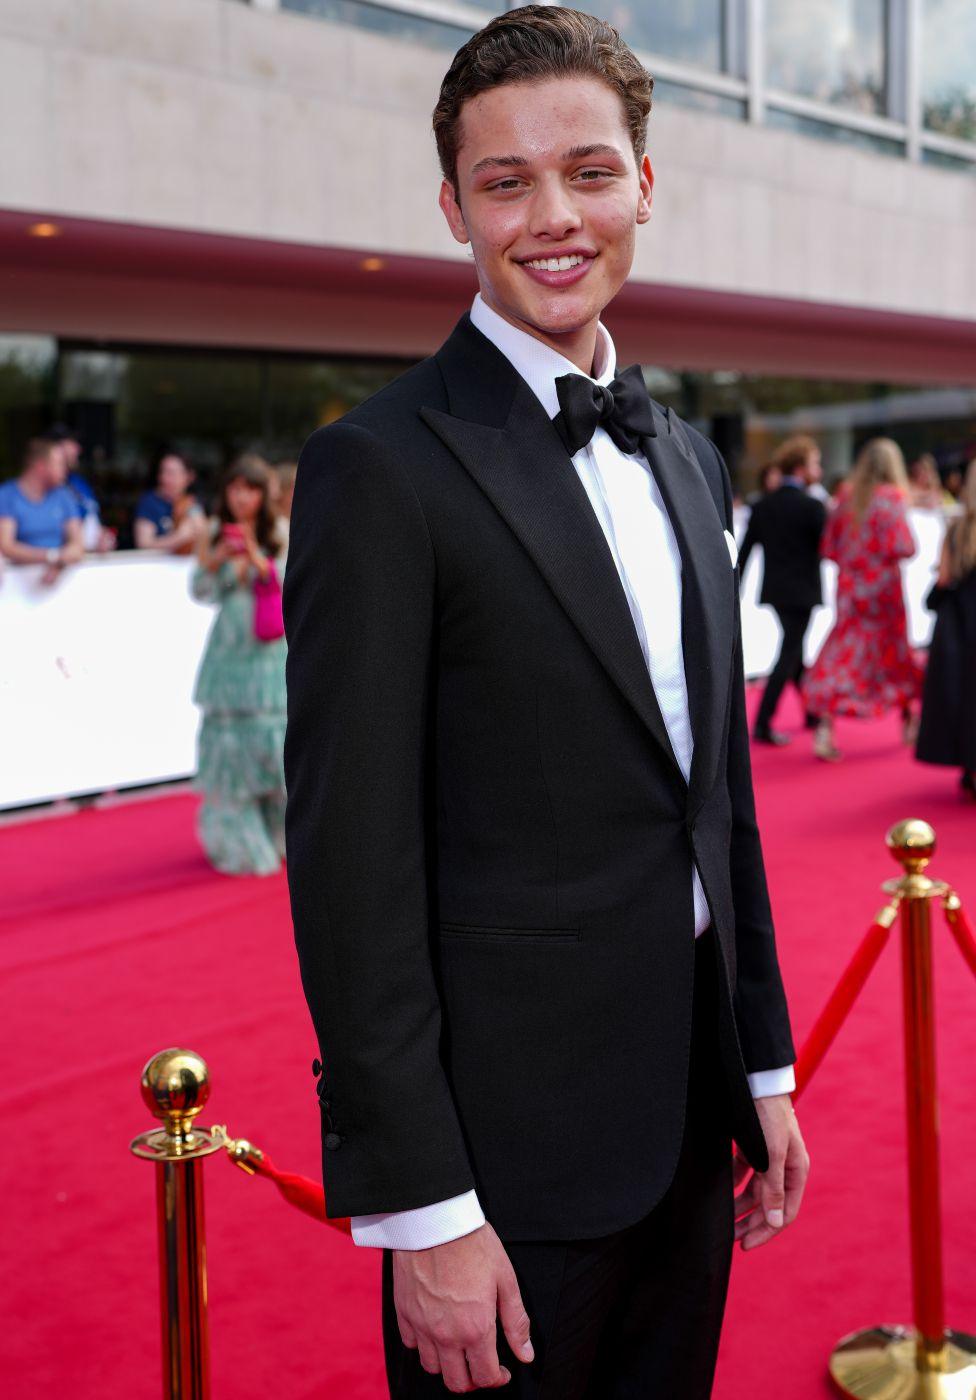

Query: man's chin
(508, 293), (602, 341)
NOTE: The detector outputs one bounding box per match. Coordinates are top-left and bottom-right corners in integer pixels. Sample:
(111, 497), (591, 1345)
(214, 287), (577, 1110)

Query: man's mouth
(522, 253), (589, 272)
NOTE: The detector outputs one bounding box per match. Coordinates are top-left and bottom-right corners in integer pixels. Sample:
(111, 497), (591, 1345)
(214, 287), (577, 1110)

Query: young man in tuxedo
(737, 436), (827, 745)
(284, 8), (808, 1396)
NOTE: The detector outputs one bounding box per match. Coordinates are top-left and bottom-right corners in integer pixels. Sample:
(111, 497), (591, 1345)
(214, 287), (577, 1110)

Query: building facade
(1, 0), (974, 495)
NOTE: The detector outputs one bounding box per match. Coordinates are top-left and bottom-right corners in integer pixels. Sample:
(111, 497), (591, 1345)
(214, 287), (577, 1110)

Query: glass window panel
(922, 0), (976, 141)
(765, 0), (887, 115)
(265, 356), (411, 458)
(0, 334), (58, 478)
(587, 1), (726, 72)
(281, 0), (477, 51)
(653, 78), (745, 121)
(922, 147), (976, 173)
(766, 107), (903, 157)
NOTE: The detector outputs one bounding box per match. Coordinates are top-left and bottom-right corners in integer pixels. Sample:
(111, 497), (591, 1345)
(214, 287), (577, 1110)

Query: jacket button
(311, 1058), (323, 1077)
(325, 1132), (342, 1151)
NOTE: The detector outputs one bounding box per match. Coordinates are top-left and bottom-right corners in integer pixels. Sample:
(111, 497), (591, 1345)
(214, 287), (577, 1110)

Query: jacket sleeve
(283, 421), (476, 1218)
(707, 441), (796, 1074)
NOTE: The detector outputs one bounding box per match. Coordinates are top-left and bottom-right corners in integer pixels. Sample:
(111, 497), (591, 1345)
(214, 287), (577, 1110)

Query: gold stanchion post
(829, 820), (976, 1398)
(130, 1049), (223, 1400)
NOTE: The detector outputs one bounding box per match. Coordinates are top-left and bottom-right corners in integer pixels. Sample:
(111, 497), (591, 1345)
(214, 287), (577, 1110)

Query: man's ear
(439, 178), (469, 245)
(636, 154), (654, 225)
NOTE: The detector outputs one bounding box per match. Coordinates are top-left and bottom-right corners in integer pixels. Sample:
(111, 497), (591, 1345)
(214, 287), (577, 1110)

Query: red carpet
(3, 689), (975, 1399)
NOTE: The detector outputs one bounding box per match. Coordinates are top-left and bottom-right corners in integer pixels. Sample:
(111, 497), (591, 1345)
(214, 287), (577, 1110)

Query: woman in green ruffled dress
(191, 455), (287, 875)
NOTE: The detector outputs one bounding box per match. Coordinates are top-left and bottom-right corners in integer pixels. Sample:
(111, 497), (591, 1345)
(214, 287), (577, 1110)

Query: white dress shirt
(350, 295), (795, 1250)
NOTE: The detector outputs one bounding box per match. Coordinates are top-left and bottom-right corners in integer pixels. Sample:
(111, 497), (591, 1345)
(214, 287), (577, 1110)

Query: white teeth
(525, 253), (585, 271)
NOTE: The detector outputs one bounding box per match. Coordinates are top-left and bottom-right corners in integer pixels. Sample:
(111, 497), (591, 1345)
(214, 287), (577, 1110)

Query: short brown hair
(772, 434), (819, 477)
(433, 5), (653, 195)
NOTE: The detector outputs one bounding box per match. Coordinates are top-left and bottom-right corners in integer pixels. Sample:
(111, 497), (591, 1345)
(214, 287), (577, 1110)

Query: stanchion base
(830, 1325), (976, 1398)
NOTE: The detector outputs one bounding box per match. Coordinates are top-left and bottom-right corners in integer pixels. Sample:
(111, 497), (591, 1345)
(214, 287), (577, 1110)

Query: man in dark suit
(284, 8), (808, 1397)
(738, 436), (828, 745)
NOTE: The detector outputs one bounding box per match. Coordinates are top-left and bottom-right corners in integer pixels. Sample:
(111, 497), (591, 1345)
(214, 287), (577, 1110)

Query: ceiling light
(27, 221), (61, 238)
(360, 256), (385, 272)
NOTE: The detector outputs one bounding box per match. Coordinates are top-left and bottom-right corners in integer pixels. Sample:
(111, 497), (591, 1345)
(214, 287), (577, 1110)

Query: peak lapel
(642, 408), (734, 811)
(421, 342), (685, 784)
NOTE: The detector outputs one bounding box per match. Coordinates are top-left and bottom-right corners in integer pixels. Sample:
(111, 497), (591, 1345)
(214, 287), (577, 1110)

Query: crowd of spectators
(737, 432), (976, 796)
(0, 428), (296, 584)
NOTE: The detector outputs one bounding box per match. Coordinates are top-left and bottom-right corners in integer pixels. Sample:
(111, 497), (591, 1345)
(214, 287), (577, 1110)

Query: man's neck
(478, 292), (601, 376)
(18, 469), (49, 501)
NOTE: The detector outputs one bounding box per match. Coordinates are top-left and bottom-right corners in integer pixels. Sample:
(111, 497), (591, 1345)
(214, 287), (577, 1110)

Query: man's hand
(733, 1094), (809, 1251)
(393, 1222), (534, 1394)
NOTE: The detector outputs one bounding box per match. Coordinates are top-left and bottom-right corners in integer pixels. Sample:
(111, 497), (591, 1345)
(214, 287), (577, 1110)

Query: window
(588, 0), (728, 73)
(765, 0), (888, 116)
(280, 0), (476, 51)
(922, 0), (976, 141)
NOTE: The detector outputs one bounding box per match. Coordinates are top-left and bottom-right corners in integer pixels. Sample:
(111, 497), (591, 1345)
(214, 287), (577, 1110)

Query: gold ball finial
(140, 1048), (210, 1140)
(886, 819), (936, 875)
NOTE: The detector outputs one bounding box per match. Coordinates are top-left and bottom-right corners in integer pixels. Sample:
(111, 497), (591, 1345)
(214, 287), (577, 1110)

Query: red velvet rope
(243, 1150), (351, 1235)
(943, 896), (976, 982)
(792, 905), (898, 1100)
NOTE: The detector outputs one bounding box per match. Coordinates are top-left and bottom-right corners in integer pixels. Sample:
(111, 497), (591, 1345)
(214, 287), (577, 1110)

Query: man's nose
(528, 178), (582, 241)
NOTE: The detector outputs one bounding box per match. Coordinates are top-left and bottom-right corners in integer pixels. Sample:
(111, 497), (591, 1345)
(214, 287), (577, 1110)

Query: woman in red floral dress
(804, 438), (924, 761)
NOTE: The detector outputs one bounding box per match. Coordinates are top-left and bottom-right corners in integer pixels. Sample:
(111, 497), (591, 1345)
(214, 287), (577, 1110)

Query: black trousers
(383, 932), (735, 1399)
(755, 606), (813, 730)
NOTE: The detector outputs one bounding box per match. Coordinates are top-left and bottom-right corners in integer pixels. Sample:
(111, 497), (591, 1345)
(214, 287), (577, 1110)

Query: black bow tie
(553, 364), (657, 456)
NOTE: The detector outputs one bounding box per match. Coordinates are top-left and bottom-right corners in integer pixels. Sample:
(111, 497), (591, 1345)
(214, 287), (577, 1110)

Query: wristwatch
(46, 548), (61, 566)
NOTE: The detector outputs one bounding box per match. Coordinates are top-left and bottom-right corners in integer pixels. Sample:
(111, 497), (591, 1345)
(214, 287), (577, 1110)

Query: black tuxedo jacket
(283, 315), (795, 1242)
(738, 483), (827, 613)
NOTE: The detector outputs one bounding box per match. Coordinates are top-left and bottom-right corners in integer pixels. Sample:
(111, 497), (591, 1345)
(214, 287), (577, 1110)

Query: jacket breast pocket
(438, 923), (580, 945)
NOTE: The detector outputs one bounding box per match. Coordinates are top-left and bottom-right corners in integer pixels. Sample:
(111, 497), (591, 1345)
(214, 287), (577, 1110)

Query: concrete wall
(1, 0), (975, 328)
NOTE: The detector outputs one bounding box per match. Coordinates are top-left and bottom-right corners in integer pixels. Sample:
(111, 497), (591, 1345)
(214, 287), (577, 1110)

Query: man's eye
(576, 168), (610, 182)
(490, 178), (523, 191)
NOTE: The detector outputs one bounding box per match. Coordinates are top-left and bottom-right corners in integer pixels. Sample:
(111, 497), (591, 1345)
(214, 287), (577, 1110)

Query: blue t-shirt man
(0, 479), (82, 548)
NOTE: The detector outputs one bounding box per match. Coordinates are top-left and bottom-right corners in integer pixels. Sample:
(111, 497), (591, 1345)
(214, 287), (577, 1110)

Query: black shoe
(804, 711), (820, 731)
(753, 725), (791, 746)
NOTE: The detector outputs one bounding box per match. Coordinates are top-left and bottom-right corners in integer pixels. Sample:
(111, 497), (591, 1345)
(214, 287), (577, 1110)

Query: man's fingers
(438, 1345), (475, 1395)
(759, 1157), (787, 1230)
(416, 1335), (441, 1375)
(739, 1218), (780, 1251)
(734, 1175), (762, 1219)
(465, 1334), (511, 1390)
(497, 1272), (534, 1365)
(784, 1140), (811, 1226)
(398, 1315), (419, 1349)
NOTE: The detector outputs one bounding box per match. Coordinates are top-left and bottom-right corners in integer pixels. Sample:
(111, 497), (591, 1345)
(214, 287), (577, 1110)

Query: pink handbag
(253, 559), (285, 642)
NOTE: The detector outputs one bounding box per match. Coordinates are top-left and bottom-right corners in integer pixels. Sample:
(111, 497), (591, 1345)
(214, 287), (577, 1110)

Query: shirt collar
(469, 293), (617, 421)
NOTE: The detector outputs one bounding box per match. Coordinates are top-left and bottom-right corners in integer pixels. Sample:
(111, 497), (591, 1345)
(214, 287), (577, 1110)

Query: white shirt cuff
(747, 1065), (796, 1098)
(350, 1189), (486, 1250)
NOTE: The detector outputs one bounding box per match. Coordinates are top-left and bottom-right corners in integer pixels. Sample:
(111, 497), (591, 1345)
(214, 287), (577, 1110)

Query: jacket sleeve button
(324, 1133), (342, 1151)
(311, 1058), (323, 1077)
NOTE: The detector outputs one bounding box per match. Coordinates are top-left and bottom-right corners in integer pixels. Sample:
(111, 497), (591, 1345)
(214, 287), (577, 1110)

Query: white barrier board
(0, 509), (945, 809)
(0, 555), (215, 809)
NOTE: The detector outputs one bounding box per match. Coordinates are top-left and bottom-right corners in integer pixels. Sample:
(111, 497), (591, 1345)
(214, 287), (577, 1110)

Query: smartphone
(221, 523), (247, 554)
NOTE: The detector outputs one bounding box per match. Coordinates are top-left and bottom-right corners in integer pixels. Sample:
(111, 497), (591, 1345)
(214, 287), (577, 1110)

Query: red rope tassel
(943, 894), (976, 982)
(223, 1137), (351, 1235)
(793, 902), (899, 1100)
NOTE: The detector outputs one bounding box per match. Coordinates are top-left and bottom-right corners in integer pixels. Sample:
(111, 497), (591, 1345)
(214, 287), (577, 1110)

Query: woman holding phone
(191, 453), (287, 875)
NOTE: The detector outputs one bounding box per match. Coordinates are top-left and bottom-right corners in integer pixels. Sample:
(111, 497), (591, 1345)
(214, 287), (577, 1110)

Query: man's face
(440, 76), (652, 348)
(44, 444), (68, 488)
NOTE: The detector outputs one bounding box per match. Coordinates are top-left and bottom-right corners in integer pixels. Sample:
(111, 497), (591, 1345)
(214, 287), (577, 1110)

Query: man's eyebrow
(469, 153), (530, 177)
(562, 143), (624, 162)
